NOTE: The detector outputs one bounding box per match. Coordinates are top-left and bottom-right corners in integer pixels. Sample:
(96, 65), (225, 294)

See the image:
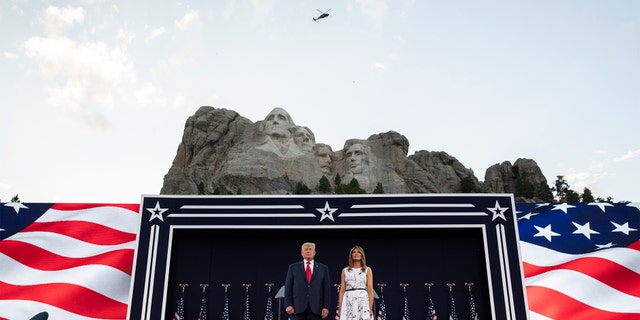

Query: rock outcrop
(161, 106), (548, 199)
(482, 158), (551, 202)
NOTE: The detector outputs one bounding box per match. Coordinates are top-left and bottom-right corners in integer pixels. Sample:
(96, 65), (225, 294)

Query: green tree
(566, 189), (580, 203)
(344, 178), (366, 194)
(536, 182), (554, 203)
(213, 187), (221, 195)
(581, 188), (595, 203)
(295, 182), (311, 194)
(317, 176), (332, 193)
(373, 182), (385, 194)
(552, 175), (569, 202)
(596, 196), (614, 203)
(334, 174), (342, 186)
(10, 194), (20, 202)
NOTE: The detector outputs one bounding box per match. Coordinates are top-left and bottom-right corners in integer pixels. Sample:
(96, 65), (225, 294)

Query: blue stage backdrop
(129, 194), (528, 320)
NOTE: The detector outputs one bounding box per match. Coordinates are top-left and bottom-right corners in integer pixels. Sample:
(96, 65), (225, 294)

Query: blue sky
(1, 0), (638, 203)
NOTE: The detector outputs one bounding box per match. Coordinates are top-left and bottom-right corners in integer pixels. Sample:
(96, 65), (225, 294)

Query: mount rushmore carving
(161, 106), (550, 201)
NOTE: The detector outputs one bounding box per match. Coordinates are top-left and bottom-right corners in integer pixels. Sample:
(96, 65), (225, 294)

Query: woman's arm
(367, 267), (374, 312)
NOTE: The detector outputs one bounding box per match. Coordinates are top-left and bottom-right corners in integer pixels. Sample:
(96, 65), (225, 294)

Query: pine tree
(295, 182), (311, 194)
(317, 176), (332, 193)
(373, 182), (385, 194)
(581, 188), (595, 203)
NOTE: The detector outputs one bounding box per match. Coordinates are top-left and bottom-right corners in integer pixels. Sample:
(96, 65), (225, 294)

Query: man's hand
(321, 308), (329, 319)
(286, 306), (294, 315)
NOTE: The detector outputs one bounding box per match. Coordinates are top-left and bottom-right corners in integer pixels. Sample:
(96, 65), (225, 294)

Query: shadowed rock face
(161, 106), (547, 198)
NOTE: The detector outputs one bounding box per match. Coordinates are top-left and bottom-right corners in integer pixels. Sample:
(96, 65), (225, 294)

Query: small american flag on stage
(173, 284), (187, 320)
(447, 289), (458, 320)
(198, 286), (208, 320)
(222, 285), (231, 320)
(0, 202), (139, 320)
(425, 285), (437, 320)
(517, 202), (640, 319)
(376, 291), (387, 320)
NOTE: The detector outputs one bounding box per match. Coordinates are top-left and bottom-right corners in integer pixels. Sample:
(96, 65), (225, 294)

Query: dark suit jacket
(284, 260), (331, 315)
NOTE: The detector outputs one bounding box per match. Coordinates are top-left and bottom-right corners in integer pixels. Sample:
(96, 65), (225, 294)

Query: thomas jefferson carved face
(346, 143), (368, 174)
(263, 108), (294, 138)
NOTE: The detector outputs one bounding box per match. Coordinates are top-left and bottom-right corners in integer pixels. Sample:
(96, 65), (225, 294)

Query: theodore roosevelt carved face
(314, 143), (333, 174)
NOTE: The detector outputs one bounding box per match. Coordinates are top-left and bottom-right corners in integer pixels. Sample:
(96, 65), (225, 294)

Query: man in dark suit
(285, 242), (331, 320)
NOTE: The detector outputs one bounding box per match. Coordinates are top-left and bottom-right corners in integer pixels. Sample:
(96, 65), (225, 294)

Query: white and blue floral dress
(339, 267), (372, 320)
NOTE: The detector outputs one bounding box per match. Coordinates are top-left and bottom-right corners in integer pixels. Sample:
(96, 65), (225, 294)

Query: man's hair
(301, 242), (316, 249)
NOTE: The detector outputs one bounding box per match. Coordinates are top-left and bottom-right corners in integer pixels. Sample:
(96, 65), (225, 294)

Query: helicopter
(313, 9), (330, 21)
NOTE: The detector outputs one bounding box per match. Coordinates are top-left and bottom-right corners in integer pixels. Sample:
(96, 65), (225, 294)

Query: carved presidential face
(293, 126), (315, 152)
(263, 108), (293, 138)
(346, 143), (367, 174)
(315, 145), (333, 174)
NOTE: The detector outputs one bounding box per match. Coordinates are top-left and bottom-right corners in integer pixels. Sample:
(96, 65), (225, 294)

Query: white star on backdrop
(588, 202), (614, 212)
(316, 201), (338, 222)
(533, 224), (561, 242)
(572, 221), (600, 239)
(518, 212), (539, 221)
(146, 201), (168, 222)
(611, 221), (637, 235)
(551, 203), (576, 214)
(626, 203), (640, 211)
(488, 201), (508, 221)
(4, 202), (29, 214)
(595, 242), (615, 250)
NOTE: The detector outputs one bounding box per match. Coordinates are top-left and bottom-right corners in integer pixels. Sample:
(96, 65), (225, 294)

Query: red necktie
(305, 261), (312, 283)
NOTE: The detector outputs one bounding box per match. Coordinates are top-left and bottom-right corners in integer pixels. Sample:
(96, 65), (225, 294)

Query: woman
(338, 246), (374, 320)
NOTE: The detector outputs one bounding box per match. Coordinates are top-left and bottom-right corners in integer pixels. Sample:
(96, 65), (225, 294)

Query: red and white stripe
(521, 240), (640, 319)
(0, 204), (139, 320)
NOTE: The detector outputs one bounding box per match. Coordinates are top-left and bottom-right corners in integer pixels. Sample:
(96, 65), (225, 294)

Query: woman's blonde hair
(347, 245), (367, 271)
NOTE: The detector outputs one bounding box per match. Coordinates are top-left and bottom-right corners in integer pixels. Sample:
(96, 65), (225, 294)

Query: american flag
(467, 287), (478, 320)
(198, 286), (208, 320)
(222, 286), (230, 320)
(2, 201), (639, 319)
(425, 287), (437, 320)
(376, 291), (387, 320)
(447, 290), (458, 320)
(401, 287), (410, 320)
(517, 202), (640, 319)
(0, 202), (139, 320)
(173, 285), (186, 320)
(243, 285), (252, 320)
(264, 287), (274, 320)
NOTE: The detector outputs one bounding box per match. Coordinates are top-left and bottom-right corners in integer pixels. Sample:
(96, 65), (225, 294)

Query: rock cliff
(161, 106), (549, 201)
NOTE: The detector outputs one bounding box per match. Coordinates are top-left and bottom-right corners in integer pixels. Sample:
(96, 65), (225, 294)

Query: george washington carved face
(262, 107), (294, 139)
